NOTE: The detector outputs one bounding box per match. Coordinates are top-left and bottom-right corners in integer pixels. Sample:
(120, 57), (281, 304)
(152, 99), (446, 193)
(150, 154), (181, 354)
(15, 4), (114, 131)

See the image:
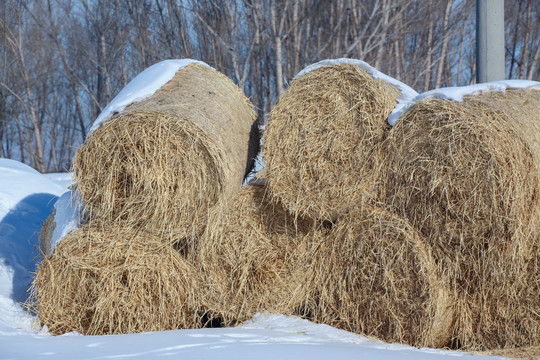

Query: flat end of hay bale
(73, 63), (257, 240)
(263, 63), (400, 221)
(30, 224), (202, 335)
(299, 204), (454, 348)
(381, 91), (539, 260)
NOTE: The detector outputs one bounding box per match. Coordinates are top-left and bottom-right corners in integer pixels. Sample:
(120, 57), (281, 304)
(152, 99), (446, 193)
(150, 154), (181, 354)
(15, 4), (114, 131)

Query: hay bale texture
(197, 182), (325, 326)
(296, 205), (453, 348)
(469, 237), (540, 351)
(73, 63), (257, 241)
(262, 63), (401, 221)
(378, 89), (540, 350)
(487, 346), (540, 359)
(39, 210), (55, 256)
(29, 223), (201, 335)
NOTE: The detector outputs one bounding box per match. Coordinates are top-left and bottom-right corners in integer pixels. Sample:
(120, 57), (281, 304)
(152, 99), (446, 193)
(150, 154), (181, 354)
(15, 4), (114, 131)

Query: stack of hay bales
(31, 60), (258, 335)
(378, 88), (540, 350)
(261, 59), (445, 346)
(262, 58), (540, 353)
(30, 53), (539, 356)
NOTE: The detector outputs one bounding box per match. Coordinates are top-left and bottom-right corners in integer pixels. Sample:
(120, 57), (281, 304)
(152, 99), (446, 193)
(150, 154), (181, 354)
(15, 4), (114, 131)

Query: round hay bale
(197, 182), (324, 325)
(262, 62), (401, 221)
(73, 63), (257, 241)
(378, 89), (540, 350)
(380, 89), (539, 261)
(299, 205), (453, 348)
(29, 223), (201, 335)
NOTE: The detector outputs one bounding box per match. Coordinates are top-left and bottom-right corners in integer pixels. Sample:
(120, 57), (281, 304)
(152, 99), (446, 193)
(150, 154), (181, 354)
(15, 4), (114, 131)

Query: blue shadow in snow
(0, 193), (58, 304)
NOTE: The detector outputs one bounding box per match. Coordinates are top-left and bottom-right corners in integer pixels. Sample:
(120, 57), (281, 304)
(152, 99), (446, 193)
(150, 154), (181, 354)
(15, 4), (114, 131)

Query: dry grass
(294, 204), (453, 348)
(262, 63), (401, 221)
(39, 210), (55, 256)
(196, 182), (326, 326)
(378, 89), (540, 350)
(466, 238), (540, 351)
(72, 64), (257, 242)
(485, 345), (540, 359)
(28, 223), (202, 335)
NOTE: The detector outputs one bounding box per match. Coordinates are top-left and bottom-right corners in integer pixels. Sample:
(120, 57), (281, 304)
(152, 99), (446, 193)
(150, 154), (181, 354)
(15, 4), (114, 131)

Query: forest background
(0, 0), (538, 173)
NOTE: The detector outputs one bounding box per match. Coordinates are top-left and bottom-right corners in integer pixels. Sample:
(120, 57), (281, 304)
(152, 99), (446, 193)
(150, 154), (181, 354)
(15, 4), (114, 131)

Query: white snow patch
(42, 173), (72, 189)
(50, 191), (85, 252)
(2, 313), (507, 360)
(240, 313), (369, 343)
(89, 59), (213, 134)
(0, 159), (64, 225)
(294, 58), (419, 128)
(243, 153), (265, 185)
(388, 80), (540, 126)
(0, 159), (65, 333)
(417, 80), (540, 102)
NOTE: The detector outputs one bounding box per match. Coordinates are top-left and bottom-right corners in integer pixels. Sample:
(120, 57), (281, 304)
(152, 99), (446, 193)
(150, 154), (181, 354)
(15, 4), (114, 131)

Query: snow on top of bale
(388, 80), (540, 126)
(295, 58), (419, 128)
(89, 59), (213, 134)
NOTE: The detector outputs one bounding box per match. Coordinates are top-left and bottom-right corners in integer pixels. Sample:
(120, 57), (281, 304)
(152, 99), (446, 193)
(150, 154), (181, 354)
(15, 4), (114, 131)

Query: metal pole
(476, 0), (505, 83)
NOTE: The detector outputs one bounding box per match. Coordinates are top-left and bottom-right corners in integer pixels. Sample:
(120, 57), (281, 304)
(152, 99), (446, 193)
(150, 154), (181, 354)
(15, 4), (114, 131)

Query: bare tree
(0, 1), (48, 171)
(0, 0), (536, 172)
(506, 0), (539, 80)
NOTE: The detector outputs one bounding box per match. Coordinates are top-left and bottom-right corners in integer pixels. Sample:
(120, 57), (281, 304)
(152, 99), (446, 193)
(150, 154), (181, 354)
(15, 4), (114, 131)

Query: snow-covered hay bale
(380, 88), (540, 259)
(299, 205), (453, 348)
(29, 223), (200, 335)
(73, 62), (257, 241)
(197, 182), (323, 325)
(379, 88), (540, 350)
(263, 60), (414, 221)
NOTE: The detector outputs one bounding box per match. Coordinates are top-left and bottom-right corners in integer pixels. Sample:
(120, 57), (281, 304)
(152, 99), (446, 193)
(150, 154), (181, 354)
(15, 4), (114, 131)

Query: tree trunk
(435, 0), (453, 88)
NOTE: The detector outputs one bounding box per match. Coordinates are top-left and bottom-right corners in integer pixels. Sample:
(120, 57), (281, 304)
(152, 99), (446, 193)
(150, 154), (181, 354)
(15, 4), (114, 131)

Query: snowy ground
(3, 314), (506, 360)
(0, 158), (509, 359)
